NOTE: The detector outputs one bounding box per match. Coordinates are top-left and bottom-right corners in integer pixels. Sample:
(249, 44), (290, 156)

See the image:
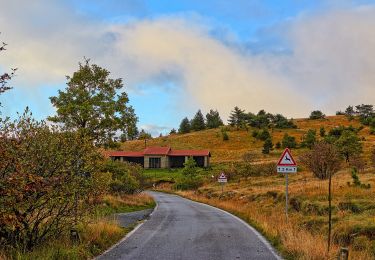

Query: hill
(121, 115), (374, 164)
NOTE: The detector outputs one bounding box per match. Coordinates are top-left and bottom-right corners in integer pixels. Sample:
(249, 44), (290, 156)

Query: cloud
(140, 124), (171, 137)
(1, 0), (375, 123)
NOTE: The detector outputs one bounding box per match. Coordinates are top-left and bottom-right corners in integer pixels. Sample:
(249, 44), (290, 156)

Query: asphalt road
(97, 191), (281, 260)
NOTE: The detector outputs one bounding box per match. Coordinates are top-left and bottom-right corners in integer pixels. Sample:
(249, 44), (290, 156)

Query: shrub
(309, 110), (326, 119)
(0, 110), (104, 250)
(222, 131), (229, 141)
(282, 133), (297, 148)
(101, 161), (144, 194)
(174, 176), (203, 190)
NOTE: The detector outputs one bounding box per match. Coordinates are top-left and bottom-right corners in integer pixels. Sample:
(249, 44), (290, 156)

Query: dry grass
(167, 167), (375, 260)
(121, 115), (374, 164)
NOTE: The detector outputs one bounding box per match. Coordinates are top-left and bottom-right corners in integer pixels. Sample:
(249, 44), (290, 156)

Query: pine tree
(228, 106), (246, 130)
(262, 138), (273, 154)
(206, 109), (223, 129)
(191, 110), (206, 131)
(179, 117), (191, 134)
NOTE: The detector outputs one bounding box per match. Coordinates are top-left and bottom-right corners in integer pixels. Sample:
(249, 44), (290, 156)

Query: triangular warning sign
(218, 172), (227, 179)
(277, 148), (297, 166)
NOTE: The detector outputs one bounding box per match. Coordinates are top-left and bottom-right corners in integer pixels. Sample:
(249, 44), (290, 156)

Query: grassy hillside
(121, 115), (374, 163)
(121, 115), (375, 259)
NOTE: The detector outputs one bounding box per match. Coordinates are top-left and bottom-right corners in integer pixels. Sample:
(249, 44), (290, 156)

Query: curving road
(97, 191), (282, 260)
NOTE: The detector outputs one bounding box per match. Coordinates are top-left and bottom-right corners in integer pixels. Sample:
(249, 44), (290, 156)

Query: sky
(1, 0), (375, 136)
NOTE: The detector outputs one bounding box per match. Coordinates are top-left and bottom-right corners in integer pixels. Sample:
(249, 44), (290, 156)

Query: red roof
(105, 147), (210, 157)
(144, 147), (171, 155)
(105, 151), (144, 157)
(169, 149), (211, 157)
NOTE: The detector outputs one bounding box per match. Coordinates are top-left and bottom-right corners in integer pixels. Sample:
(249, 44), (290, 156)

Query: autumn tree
(190, 109), (206, 131)
(301, 141), (342, 252)
(179, 117), (191, 134)
(48, 59), (137, 147)
(206, 109), (223, 129)
(0, 109), (105, 250)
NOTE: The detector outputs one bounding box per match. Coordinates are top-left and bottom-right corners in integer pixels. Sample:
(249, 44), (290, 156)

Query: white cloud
(1, 1), (375, 122)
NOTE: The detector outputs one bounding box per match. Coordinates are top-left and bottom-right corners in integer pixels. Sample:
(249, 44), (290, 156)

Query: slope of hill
(121, 115), (374, 164)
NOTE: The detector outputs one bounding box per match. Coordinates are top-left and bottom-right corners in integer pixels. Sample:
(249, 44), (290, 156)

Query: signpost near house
(218, 172), (227, 193)
(277, 148), (297, 221)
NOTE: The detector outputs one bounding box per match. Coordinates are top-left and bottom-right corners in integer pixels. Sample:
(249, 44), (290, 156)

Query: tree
(0, 39), (16, 95)
(272, 114), (297, 129)
(301, 129), (316, 149)
(335, 130), (362, 162)
(190, 109), (206, 131)
(48, 59), (137, 146)
(169, 128), (177, 135)
(257, 128), (271, 141)
(282, 133), (297, 148)
(138, 129), (152, 140)
(309, 110), (325, 120)
(345, 105), (355, 120)
(179, 117), (191, 134)
(301, 141), (342, 252)
(262, 138), (273, 154)
(228, 106), (246, 130)
(206, 109), (223, 129)
(182, 157), (198, 177)
(0, 109), (105, 250)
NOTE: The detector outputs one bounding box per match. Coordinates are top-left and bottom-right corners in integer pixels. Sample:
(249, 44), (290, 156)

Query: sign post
(276, 148), (297, 221)
(218, 172), (227, 193)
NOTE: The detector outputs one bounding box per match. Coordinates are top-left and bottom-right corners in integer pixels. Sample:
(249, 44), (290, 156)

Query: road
(97, 191), (281, 260)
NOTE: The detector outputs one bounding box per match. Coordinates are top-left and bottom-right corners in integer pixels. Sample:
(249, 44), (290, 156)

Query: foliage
(281, 133), (297, 149)
(257, 128), (271, 141)
(138, 129), (152, 140)
(275, 142), (281, 149)
(272, 114), (297, 129)
(309, 110), (325, 120)
(301, 142), (342, 180)
(0, 39), (16, 96)
(48, 59), (138, 147)
(345, 105), (355, 120)
(301, 141), (342, 252)
(348, 167), (371, 189)
(262, 138), (273, 154)
(169, 128), (177, 134)
(190, 109), (206, 131)
(182, 157), (198, 177)
(174, 176), (203, 190)
(355, 104), (374, 125)
(301, 129), (316, 149)
(228, 106), (247, 130)
(319, 127), (326, 137)
(178, 117), (191, 134)
(335, 130), (362, 162)
(101, 161), (145, 194)
(205, 109), (223, 129)
(0, 109), (104, 250)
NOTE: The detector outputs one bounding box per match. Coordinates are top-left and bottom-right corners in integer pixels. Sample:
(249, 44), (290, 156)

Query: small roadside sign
(277, 148), (297, 173)
(276, 148), (297, 222)
(218, 172), (227, 183)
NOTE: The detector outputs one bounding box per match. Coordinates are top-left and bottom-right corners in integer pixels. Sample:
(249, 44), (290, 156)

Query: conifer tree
(228, 106), (246, 130)
(191, 110), (206, 131)
(206, 109), (223, 129)
(179, 117), (191, 134)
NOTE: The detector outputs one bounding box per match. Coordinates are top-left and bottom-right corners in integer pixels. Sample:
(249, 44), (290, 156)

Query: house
(105, 147), (211, 169)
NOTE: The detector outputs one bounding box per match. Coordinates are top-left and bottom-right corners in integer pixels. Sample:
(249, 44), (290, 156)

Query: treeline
(176, 106), (296, 134)
(336, 104), (375, 133)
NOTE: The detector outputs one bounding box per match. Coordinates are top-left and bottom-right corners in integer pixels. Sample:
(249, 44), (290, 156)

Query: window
(149, 157), (161, 168)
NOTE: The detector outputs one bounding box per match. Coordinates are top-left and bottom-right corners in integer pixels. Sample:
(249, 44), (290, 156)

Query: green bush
(222, 131), (229, 141)
(102, 161), (144, 194)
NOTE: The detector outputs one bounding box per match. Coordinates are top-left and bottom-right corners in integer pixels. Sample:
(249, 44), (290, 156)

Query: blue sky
(1, 0), (375, 136)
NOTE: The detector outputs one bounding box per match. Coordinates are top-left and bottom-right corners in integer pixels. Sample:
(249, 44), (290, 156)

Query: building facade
(106, 147), (210, 169)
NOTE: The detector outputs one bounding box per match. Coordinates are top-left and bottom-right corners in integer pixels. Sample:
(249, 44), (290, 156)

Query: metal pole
(221, 182), (224, 193)
(285, 172), (289, 222)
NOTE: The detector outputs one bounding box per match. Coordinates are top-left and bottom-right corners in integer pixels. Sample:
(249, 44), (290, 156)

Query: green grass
(143, 168), (184, 183)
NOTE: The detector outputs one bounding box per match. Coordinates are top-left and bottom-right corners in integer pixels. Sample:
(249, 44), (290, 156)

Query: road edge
(94, 202), (159, 259)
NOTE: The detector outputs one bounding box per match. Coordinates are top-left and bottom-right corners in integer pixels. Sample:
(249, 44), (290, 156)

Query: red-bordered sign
(277, 148), (297, 166)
